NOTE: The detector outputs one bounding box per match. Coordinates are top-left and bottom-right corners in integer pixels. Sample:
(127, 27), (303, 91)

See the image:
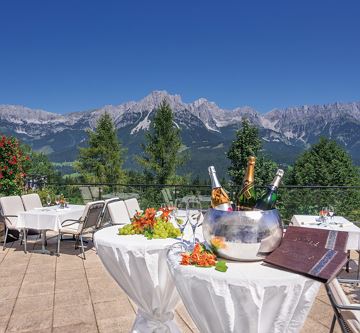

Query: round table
(94, 225), (186, 333)
(167, 248), (321, 333)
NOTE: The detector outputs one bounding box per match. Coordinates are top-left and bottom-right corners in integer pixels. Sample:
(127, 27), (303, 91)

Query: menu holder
(264, 226), (348, 283)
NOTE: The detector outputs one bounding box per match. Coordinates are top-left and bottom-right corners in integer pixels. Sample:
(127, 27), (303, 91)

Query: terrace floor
(0, 232), (357, 333)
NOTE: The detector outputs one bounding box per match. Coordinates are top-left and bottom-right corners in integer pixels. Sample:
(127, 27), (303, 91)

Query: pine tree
(226, 119), (277, 186)
(75, 113), (126, 184)
(137, 100), (183, 184)
(289, 137), (360, 186)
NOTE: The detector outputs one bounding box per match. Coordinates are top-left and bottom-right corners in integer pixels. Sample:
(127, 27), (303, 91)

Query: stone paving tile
(22, 270), (55, 285)
(97, 316), (134, 333)
(55, 277), (88, 294)
(0, 299), (15, 319)
(13, 294), (53, 314)
(53, 303), (96, 329)
(56, 268), (85, 281)
(6, 310), (53, 332)
(18, 281), (54, 298)
(55, 289), (92, 308)
(307, 298), (338, 329)
(0, 285), (19, 301)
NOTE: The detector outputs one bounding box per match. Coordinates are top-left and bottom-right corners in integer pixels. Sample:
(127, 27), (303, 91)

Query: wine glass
(171, 199), (188, 242)
(328, 205), (335, 223)
(55, 195), (60, 206)
(46, 194), (51, 206)
(187, 198), (202, 247)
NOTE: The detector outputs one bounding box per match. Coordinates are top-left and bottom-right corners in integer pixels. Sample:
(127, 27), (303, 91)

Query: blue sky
(0, 0), (359, 114)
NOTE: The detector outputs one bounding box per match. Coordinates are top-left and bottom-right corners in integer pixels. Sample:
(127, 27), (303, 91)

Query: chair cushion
(60, 222), (81, 235)
(0, 196), (24, 229)
(124, 198), (141, 218)
(329, 279), (360, 332)
(21, 193), (43, 211)
(108, 201), (131, 225)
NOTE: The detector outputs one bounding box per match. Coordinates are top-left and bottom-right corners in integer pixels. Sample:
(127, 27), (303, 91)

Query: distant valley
(1, 91), (360, 178)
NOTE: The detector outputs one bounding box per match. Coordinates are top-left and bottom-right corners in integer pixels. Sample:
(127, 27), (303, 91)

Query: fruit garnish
(119, 207), (180, 239)
(215, 260), (228, 272)
(180, 243), (227, 271)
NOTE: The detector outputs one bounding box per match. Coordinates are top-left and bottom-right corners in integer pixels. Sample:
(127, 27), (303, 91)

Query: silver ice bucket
(202, 208), (283, 261)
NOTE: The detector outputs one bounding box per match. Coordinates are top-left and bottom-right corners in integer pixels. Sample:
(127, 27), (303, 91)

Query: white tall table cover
(167, 251), (321, 333)
(95, 225), (193, 333)
(291, 215), (360, 250)
(16, 205), (85, 231)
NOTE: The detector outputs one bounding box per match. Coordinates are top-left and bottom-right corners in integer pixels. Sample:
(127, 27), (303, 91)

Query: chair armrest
(61, 219), (80, 227)
(338, 278), (360, 284)
(2, 215), (18, 226)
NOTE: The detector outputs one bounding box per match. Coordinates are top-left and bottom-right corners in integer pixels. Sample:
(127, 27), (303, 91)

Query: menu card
(264, 226), (348, 283)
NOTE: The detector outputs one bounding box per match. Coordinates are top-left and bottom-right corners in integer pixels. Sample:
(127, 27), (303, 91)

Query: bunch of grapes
(119, 218), (180, 239)
(152, 219), (181, 239)
(119, 224), (136, 235)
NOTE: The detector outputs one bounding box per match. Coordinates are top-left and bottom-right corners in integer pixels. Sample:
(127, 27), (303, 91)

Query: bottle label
(240, 181), (254, 199)
(211, 187), (231, 207)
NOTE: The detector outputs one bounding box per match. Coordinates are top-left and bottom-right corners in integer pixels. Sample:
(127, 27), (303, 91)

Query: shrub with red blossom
(0, 135), (31, 195)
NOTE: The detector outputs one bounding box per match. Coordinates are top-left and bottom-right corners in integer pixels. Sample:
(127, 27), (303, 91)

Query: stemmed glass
(171, 199), (188, 242)
(46, 194), (51, 206)
(55, 195), (60, 207)
(187, 198), (202, 248)
(328, 205), (335, 223)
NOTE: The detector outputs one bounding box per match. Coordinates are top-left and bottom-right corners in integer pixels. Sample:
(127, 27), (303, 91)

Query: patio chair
(161, 188), (173, 206)
(107, 200), (131, 225)
(326, 278), (360, 332)
(97, 197), (120, 228)
(21, 193), (43, 210)
(124, 198), (141, 219)
(57, 200), (104, 259)
(79, 186), (94, 203)
(0, 196), (27, 251)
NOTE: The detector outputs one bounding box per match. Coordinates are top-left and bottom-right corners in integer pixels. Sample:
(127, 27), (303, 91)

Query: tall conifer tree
(75, 113), (126, 184)
(138, 100), (183, 184)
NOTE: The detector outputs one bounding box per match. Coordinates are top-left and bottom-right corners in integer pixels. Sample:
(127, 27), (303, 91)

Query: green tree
(282, 137), (360, 221)
(75, 113), (126, 184)
(137, 100), (184, 185)
(289, 137), (360, 186)
(28, 152), (58, 183)
(227, 119), (277, 186)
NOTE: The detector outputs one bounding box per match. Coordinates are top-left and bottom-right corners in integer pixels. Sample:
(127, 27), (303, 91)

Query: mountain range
(1, 91), (359, 177)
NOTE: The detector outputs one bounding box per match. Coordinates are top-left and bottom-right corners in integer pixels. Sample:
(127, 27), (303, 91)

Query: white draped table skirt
(94, 226), (185, 333)
(167, 248), (321, 333)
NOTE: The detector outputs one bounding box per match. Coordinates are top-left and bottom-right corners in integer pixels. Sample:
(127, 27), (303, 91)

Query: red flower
(9, 170), (13, 175)
(0, 173), (3, 179)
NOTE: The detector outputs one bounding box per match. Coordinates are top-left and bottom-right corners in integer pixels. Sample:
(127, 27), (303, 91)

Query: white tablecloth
(16, 205), (85, 231)
(291, 215), (360, 250)
(95, 225), (199, 333)
(167, 249), (321, 333)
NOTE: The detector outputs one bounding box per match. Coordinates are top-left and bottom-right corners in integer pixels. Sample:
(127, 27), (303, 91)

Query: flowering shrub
(0, 135), (31, 195)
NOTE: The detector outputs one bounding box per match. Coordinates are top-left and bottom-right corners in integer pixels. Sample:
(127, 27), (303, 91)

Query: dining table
(167, 244), (321, 333)
(291, 215), (360, 250)
(94, 214), (203, 333)
(16, 204), (85, 254)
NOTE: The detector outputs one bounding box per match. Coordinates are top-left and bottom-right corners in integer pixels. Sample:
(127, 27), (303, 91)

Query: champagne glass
(55, 195), (60, 206)
(187, 198), (202, 248)
(328, 205), (335, 223)
(172, 199), (188, 242)
(46, 194), (51, 206)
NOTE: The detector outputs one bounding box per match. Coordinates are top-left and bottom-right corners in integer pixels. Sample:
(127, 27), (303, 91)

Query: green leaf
(215, 260), (228, 272)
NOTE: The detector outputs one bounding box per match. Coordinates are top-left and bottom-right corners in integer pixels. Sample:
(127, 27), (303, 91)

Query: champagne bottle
(208, 166), (233, 211)
(237, 156), (256, 210)
(255, 169), (284, 210)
